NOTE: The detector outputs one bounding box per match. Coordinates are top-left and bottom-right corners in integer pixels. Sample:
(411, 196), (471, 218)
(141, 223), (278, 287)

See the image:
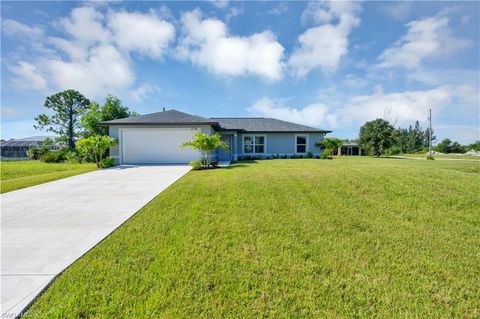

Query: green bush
(27, 146), (41, 160)
(99, 157), (115, 168)
(307, 152), (313, 158)
(189, 160), (203, 170)
(41, 151), (66, 163)
(65, 150), (82, 163)
(320, 152), (329, 159)
(426, 155), (435, 160)
(385, 145), (401, 156)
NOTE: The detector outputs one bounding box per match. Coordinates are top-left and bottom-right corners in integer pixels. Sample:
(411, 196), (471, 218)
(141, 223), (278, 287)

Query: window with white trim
(244, 135), (265, 154)
(296, 135), (308, 153)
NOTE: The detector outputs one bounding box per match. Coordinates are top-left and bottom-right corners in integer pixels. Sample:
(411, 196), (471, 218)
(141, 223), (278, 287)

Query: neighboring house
(0, 136), (58, 159)
(337, 142), (362, 156)
(100, 109), (331, 164)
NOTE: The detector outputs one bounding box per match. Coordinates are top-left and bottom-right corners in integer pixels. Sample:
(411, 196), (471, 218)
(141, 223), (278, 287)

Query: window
(296, 135), (308, 153)
(243, 135), (265, 154)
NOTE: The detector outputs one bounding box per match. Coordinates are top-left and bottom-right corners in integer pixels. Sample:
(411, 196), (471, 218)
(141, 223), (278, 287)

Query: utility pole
(428, 108), (432, 157)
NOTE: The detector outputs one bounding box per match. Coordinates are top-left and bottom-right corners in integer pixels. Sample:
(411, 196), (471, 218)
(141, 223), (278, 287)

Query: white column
(233, 133), (238, 161)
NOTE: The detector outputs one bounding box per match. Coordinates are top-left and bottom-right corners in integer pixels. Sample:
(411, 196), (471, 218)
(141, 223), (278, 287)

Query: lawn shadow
(224, 161), (258, 169)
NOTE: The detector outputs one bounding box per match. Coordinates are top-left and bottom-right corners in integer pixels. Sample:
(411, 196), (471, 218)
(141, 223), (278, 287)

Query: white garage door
(121, 129), (200, 164)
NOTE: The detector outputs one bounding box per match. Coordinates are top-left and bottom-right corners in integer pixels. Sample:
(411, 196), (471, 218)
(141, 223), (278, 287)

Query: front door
(218, 135), (232, 161)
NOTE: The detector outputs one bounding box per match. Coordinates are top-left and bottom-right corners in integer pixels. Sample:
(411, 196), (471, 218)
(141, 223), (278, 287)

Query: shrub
(41, 151), (65, 163)
(27, 146), (41, 160)
(320, 152), (329, 159)
(307, 152), (313, 158)
(99, 157), (115, 168)
(210, 160), (219, 167)
(299, 155), (304, 159)
(244, 155), (252, 160)
(189, 160), (203, 170)
(77, 135), (118, 168)
(282, 154), (288, 159)
(426, 155), (435, 160)
(65, 150), (82, 163)
(385, 145), (401, 156)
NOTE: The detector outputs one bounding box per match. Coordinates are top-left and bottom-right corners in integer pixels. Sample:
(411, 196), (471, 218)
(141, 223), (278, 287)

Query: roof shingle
(101, 109), (331, 133)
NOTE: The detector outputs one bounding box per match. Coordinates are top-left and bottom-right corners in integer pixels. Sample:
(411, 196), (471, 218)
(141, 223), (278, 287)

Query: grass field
(0, 160), (97, 193)
(399, 153), (480, 160)
(24, 158), (480, 318)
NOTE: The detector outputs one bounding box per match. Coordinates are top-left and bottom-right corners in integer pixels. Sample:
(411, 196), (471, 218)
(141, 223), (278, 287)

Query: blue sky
(1, 1), (479, 143)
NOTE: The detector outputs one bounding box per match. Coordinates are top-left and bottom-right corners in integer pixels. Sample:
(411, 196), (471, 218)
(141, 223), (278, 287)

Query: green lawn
(1, 160), (97, 193)
(399, 153), (480, 160)
(24, 158), (480, 318)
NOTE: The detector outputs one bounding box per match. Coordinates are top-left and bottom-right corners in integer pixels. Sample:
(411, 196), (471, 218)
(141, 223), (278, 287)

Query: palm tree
(180, 133), (229, 167)
(315, 138), (343, 156)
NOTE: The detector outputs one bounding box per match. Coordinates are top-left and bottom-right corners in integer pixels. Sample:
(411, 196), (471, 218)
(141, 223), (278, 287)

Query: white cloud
(107, 10), (175, 58)
(377, 15), (470, 69)
(6, 6), (178, 99)
(208, 0), (229, 9)
(289, 1), (361, 77)
(339, 85), (456, 127)
(249, 85), (475, 130)
(59, 6), (111, 45)
(248, 97), (337, 128)
(380, 2), (412, 21)
(225, 5), (244, 22)
(9, 61), (48, 90)
(44, 45), (135, 98)
(267, 3), (288, 16)
(176, 9), (284, 81)
(2, 19), (43, 38)
(343, 74), (369, 88)
(130, 84), (157, 102)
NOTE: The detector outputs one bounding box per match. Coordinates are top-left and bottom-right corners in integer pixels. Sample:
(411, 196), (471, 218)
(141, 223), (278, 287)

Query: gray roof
(212, 118), (331, 133)
(101, 109), (331, 133)
(16, 136), (55, 141)
(100, 110), (217, 125)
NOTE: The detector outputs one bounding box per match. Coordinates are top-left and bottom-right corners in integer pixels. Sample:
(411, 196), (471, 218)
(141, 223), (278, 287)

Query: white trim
(294, 134), (309, 154)
(242, 134), (267, 155)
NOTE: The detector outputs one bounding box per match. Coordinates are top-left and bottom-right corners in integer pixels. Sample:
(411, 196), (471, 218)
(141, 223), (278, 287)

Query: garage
(120, 128), (200, 164)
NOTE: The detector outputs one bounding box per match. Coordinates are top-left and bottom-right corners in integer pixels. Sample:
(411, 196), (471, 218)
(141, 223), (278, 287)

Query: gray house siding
(236, 132), (326, 157)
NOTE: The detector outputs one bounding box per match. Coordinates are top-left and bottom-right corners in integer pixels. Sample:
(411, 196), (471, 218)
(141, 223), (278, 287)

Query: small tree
(316, 138), (342, 156)
(359, 119), (395, 157)
(35, 89), (91, 149)
(180, 133), (228, 167)
(81, 95), (139, 136)
(77, 135), (118, 168)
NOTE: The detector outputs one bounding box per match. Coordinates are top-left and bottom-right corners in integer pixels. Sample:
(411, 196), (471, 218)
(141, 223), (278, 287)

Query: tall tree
(359, 119), (395, 157)
(81, 95), (138, 136)
(35, 90), (90, 149)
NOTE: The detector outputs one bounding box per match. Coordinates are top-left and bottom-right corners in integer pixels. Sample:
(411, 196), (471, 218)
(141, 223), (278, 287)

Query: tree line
(358, 119), (479, 157)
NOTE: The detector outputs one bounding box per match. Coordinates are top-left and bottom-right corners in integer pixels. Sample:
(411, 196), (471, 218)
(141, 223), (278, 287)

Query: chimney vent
(163, 107), (166, 112)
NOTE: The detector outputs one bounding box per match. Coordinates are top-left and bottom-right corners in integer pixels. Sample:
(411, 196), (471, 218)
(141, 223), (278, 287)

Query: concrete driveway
(1, 165), (190, 317)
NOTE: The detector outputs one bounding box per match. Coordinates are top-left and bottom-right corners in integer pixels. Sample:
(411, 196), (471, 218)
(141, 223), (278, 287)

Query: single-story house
(0, 136), (58, 159)
(100, 109), (331, 164)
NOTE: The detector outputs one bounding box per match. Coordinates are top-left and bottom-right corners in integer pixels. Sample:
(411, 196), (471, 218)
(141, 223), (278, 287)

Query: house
(100, 109), (331, 164)
(337, 142), (362, 156)
(0, 136), (58, 159)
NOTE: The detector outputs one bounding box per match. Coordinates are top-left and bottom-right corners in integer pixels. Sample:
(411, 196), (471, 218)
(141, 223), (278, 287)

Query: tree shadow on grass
(224, 161), (257, 169)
